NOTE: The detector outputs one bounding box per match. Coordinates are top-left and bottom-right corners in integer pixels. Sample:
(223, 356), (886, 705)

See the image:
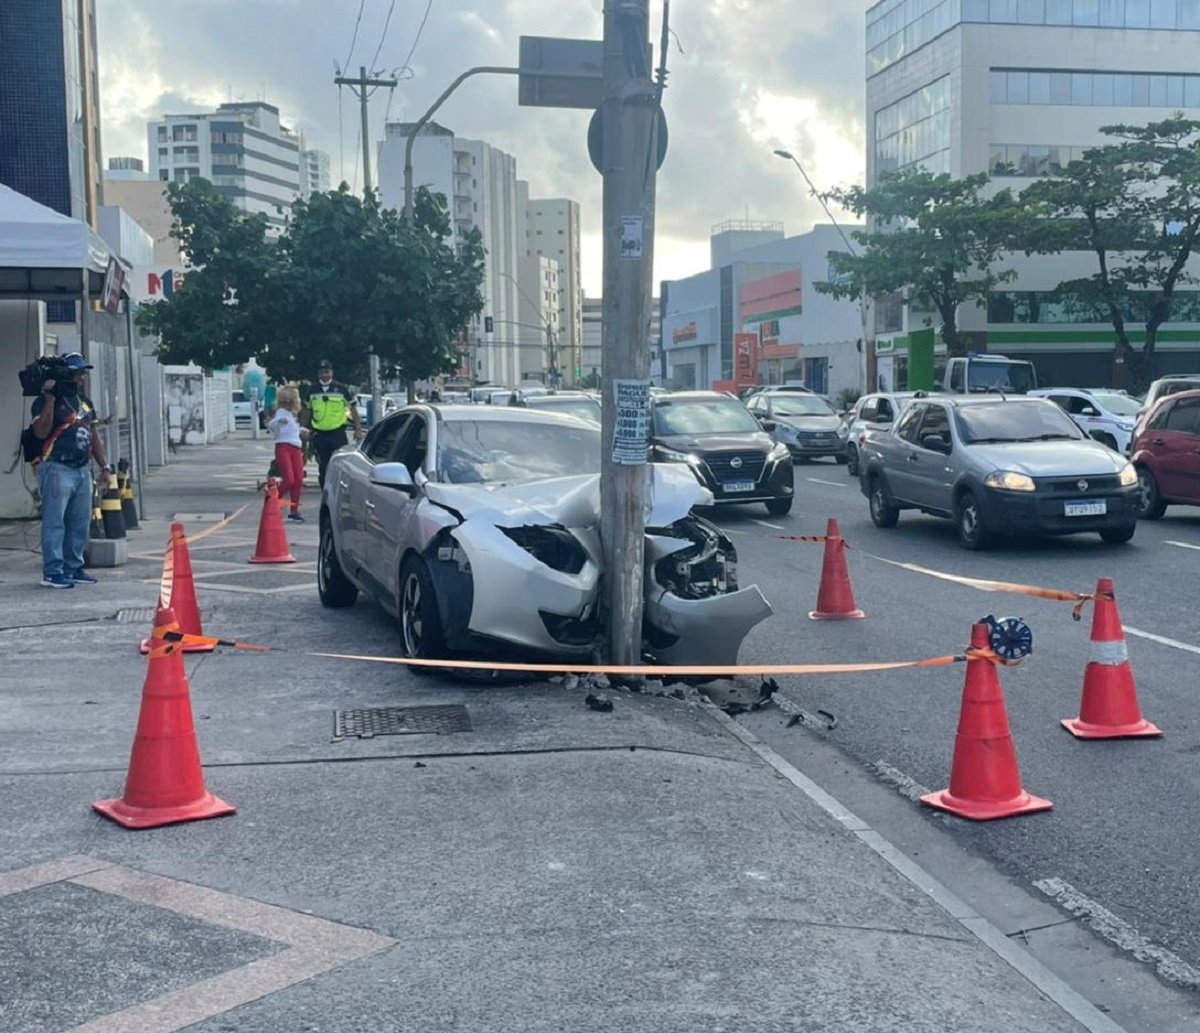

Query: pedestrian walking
(300, 360), (363, 488)
(268, 386), (307, 522)
(27, 353), (110, 589)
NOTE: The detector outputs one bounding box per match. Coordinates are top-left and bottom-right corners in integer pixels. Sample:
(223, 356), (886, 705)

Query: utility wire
(343, 0), (368, 70)
(368, 0), (400, 72)
(398, 0), (436, 74)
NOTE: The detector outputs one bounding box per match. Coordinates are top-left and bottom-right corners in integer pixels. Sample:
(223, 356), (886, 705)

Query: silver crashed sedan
(318, 404), (772, 666)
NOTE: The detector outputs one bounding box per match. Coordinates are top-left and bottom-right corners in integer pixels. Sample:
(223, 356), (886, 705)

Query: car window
(652, 398), (761, 436)
(437, 418), (601, 485)
(746, 395), (763, 414)
(950, 364), (965, 392)
(955, 401), (1081, 443)
(896, 404), (926, 443)
(859, 399), (878, 422)
(1048, 394), (1079, 414)
(394, 415), (429, 475)
(772, 396), (835, 417)
(1164, 398), (1200, 434)
(917, 405), (952, 448)
(363, 414), (410, 462)
(876, 398), (894, 421)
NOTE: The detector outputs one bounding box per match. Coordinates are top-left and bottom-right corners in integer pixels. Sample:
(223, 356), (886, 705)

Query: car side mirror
(759, 418), (777, 432)
(1081, 406), (1098, 416)
(921, 434), (951, 454)
(370, 461), (417, 494)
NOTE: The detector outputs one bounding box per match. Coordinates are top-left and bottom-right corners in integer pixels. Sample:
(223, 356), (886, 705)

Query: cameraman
(29, 353), (109, 589)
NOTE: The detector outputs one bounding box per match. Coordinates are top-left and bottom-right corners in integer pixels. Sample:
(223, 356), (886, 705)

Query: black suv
(649, 391), (795, 515)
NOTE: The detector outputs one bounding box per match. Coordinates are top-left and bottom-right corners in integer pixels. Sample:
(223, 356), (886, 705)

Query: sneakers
(71, 570), (99, 585)
(287, 511), (305, 523)
(41, 573), (75, 589)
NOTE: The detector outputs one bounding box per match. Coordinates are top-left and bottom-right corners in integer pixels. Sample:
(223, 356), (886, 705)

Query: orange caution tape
(147, 627), (272, 659)
(155, 505), (252, 609)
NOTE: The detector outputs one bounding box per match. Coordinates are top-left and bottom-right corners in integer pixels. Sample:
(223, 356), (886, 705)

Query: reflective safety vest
(309, 387), (350, 431)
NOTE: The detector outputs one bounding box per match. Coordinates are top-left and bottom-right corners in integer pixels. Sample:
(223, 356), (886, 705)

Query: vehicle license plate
(1064, 500), (1106, 517)
(723, 480), (756, 493)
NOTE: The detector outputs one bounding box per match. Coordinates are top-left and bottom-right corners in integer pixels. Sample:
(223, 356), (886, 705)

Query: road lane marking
(1035, 877), (1200, 988)
(807, 477), (847, 488)
(752, 519), (785, 530)
(1123, 625), (1200, 656)
(1165, 540), (1200, 552)
(711, 712), (1128, 1033)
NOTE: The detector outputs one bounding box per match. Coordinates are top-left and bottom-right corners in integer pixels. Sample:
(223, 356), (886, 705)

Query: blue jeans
(39, 462), (93, 579)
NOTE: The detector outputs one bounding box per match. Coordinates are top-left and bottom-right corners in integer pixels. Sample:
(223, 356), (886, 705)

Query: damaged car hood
(423, 464), (712, 528)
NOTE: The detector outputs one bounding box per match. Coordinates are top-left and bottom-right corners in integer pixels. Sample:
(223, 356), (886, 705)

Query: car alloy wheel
(317, 517), (357, 608)
(869, 477), (899, 528)
(956, 492), (992, 551)
(398, 556), (446, 670)
(401, 571), (425, 656)
(1135, 467), (1167, 520)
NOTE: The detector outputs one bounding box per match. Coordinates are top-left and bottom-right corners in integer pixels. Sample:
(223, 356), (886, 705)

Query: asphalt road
(710, 457), (1200, 1000)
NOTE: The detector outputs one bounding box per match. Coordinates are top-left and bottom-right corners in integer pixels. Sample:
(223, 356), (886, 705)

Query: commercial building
(147, 102), (301, 228)
(102, 159), (177, 264)
(659, 223), (863, 398)
(580, 294), (662, 387)
(865, 0), (1200, 387)
(0, 0), (103, 227)
(524, 196), (583, 385)
(299, 148), (332, 198)
(378, 122), (526, 387)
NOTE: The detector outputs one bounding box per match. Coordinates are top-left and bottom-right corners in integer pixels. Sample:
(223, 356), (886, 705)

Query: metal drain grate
(115, 607), (157, 624)
(333, 705), (472, 740)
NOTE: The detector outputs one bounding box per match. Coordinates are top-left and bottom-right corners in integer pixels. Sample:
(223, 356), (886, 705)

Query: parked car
(649, 391), (795, 515)
(1028, 388), (1142, 453)
(231, 390), (254, 426)
(744, 391), (846, 463)
(318, 405), (772, 666)
(1130, 389), (1200, 519)
(1132, 374), (1200, 438)
(842, 391), (931, 476)
(516, 392), (601, 425)
(858, 395), (1140, 549)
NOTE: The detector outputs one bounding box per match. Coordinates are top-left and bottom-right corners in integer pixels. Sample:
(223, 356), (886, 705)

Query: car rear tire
(318, 515), (358, 608)
(956, 491), (993, 551)
(868, 476), (899, 528)
(1100, 523), (1137, 545)
(845, 446), (858, 477)
(399, 555), (447, 674)
(1135, 467), (1167, 520)
(765, 497), (793, 516)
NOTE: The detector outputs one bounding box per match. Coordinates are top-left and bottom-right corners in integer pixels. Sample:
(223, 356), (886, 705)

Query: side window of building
(896, 404), (926, 443)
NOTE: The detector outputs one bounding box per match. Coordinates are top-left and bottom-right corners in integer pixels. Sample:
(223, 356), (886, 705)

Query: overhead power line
(343, 0), (368, 70)
(368, 0), (400, 72)
(399, 0), (436, 74)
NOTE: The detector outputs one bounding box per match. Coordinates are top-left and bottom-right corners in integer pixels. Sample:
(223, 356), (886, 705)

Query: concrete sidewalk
(0, 434), (1109, 1032)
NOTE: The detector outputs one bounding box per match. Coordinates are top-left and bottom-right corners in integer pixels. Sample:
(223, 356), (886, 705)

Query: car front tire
(956, 491), (993, 551)
(399, 555), (447, 673)
(318, 515), (358, 608)
(868, 476), (899, 528)
(845, 445), (858, 476)
(1100, 523), (1137, 545)
(1135, 467), (1168, 520)
(765, 497), (793, 516)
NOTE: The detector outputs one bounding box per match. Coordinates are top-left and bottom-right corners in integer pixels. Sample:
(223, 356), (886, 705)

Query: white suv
(1029, 388), (1142, 453)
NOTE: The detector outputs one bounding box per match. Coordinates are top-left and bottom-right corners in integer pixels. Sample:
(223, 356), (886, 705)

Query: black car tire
(1100, 523), (1137, 545)
(1135, 467), (1168, 520)
(956, 490), (993, 551)
(1092, 431), (1118, 451)
(399, 555), (447, 673)
(845, 445), (858, 477)
(318, 514), (358, 608)
(765, 497), (793, 516)
(868, 475), (899, 528)
(834, 452), (848, 465)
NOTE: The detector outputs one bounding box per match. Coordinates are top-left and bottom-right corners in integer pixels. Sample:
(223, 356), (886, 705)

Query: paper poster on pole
(620, 216), (643, 260)
(612, 378), (650, 465)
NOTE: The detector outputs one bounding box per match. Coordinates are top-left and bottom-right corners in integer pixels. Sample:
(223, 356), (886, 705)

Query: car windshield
(955, 401), (1082, 444)
(1090, 393), (1142, 416)
(966, 362), (1037, 393)
(771, 396), (835, 417)
(653, 398), (760, 436)
(232, 391), (246, 402)
(529, 397), (601, 424)
(437, 418), (601, 485)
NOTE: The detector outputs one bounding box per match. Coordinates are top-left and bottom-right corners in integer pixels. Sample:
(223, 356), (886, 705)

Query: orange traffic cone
(809, 518), (864, 620)
(94, 607), (236, 829)
(140, 523), (213, 654)
(1062, 577), (1161, 739)
(249, 478), (296, 564)
(921, 623), (1052, 821)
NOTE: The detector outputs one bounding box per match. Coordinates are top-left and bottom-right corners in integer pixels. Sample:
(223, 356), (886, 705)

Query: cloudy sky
(96, 0), (867, 294)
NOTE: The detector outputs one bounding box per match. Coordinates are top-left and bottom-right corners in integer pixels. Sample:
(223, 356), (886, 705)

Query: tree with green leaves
(135, 178), (275, 369)
(1022, 116), (1200, 392)
(815, 168), (1031, 357)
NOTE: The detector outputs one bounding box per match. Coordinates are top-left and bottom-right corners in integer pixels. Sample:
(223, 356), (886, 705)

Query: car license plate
(1064, 500), (1106, 517)
(723, 480), (756, 493)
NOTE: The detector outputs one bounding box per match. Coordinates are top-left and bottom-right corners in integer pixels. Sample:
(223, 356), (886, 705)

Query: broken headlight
(500, 525), (587, 575)
(649, 516), (738, 599)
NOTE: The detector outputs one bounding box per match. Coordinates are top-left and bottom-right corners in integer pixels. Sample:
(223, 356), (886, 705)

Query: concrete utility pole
(335, 65), (398, 423)
(599, 0), (659, 668)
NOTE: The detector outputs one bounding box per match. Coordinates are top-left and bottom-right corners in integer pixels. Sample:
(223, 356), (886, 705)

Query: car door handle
(906, 453), (919, 462)
(364, 500), (376, 510)
(1151, 438), (1165, 445)
(338, 478), (349, 489)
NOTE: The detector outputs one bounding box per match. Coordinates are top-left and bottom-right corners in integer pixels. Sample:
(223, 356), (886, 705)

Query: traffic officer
(301, 359), (363, 488)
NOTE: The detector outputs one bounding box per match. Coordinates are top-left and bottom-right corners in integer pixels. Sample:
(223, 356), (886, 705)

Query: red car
(1131, 389), (1200, 519)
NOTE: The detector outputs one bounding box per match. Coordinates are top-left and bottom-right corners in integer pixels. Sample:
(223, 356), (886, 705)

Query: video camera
(18, 356), (75, 397)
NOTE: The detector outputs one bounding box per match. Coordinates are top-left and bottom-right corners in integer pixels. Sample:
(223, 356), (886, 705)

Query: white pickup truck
(937, 355), (1037, 395)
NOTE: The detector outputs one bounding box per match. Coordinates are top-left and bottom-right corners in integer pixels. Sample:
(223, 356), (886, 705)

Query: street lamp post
(773, 149), (874, 394)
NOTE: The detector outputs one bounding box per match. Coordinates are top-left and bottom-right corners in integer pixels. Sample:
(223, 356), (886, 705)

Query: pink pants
(275, 443), (304, 511)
